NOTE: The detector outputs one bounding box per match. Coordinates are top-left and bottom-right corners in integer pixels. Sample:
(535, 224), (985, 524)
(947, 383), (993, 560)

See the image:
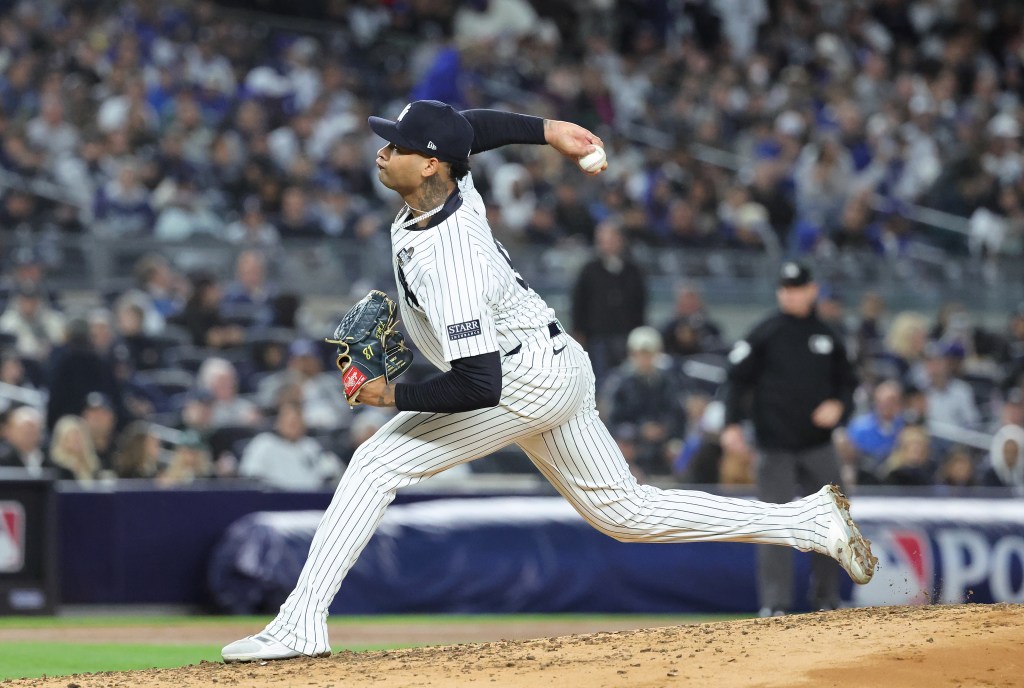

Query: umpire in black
(720, 261), (858, 616)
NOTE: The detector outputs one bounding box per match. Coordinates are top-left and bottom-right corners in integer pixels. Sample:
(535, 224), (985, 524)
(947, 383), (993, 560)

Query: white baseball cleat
(222, 634), (327, 663)
(818, 484), (878, 585)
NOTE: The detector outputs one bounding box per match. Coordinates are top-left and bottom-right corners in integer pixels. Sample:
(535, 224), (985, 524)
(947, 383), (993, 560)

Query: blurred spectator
(930, 302), (1003, 371)
(936, 445), (978, 489)
(994, 388), (1024, 432)
(793, 133), (854, 251)
(26, 95), (79, 166)
(0, 283), (66, 361)
(490, 161), (536, 233)
(454, 0), (539, 48)
(571, 220), (647, 380)
(0, 246), (57, 307)
(879, 426), (934, 487)
(256, 339), (348, 430)
(274, 185), (324, 238)
(48, 415), (102, 484)
(45, 318), (123, 433)
(153, 177), (225, 241)
(846, 380), (906, 471)
(659, 283), (723, 357)
(81, 392), (118, 472)
(93, 160), (153, 236)
(671, 392), (711, 479)
(746, 160), (794, 246)
(881, 311), (929, 385)
(0, 190), (43, 235)
(173, 273), (246, 349)
(853, 291), (886, 363)
(553, 180), (597, 243)
(981, 423), (1024, 489)
(197, 357), (261, 429)
(996, 302), (1024, 366)
(157, 431), (213, 486)
(222, 250), (277, 329)
(815, 284), (849, 343)
(921, 343), (982, 433)
(113, 420), (160, 479)
(600, 326), (685, 477)
(521, 201), (561, 246)
(338, 408), (396, 464)
(112, 294), (165, 371)
(131, 253), (184, 326)
(903, 384), (929, 428)
(178, 387), (216, 436)
(0, 349), (36, 392)
(676, 399), (754, 486)
(0, 405), (47, 476)
(238, 401), (343, 490)
(834, 427), (881, 490)
(225, 196), (280, 246)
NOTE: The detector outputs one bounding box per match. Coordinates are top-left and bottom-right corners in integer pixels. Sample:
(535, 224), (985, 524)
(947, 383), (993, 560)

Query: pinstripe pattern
(394, 175), (558, 369)
(263, 337), (829, 655)
(258, 173), (832, 656)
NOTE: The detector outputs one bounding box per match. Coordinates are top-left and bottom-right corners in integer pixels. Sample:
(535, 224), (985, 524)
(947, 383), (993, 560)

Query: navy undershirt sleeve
(460, 109), (546, 154)
(395, 351), (502, 412)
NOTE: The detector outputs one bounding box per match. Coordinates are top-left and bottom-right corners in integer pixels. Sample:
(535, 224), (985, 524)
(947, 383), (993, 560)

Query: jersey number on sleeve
(493, 239), (529, 290)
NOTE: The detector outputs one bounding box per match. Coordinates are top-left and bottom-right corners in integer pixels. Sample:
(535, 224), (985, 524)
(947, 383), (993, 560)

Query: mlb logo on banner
(0, 501), (25, 573)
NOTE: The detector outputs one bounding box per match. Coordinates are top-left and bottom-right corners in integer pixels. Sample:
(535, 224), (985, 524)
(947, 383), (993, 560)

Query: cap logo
(427, 141), (437, 150)
(397, 103), (412, 121)
(783, 263), (799, 278)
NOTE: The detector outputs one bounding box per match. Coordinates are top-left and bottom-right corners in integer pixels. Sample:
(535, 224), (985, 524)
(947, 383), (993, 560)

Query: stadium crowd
(0, 0), (1021, 493)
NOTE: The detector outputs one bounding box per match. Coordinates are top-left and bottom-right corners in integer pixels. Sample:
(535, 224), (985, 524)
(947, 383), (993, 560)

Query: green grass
(0, 613), (747, 680)
(0, 642), (221, 680)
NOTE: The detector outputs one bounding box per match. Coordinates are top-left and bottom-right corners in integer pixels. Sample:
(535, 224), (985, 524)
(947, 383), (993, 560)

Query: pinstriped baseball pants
(264, 337), (831, 655)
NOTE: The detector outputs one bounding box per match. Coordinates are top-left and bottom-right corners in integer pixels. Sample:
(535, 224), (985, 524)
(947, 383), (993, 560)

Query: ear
(420, 157), (441, 178)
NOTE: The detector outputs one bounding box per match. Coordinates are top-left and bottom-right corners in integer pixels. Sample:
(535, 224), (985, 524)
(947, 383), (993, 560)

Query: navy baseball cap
(368, 100), (474, 164)
(778, 261), (813, 287)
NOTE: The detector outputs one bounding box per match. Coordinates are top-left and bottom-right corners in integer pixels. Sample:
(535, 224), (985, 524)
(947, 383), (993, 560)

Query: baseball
(578, 146), (606, 173)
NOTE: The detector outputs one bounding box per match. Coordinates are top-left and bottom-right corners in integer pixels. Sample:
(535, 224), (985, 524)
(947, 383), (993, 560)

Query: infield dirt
(10, 603), (1024, 688)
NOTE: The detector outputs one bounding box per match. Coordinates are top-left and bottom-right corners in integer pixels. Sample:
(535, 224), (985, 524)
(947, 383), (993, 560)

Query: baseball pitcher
(222, 101), (876, 662)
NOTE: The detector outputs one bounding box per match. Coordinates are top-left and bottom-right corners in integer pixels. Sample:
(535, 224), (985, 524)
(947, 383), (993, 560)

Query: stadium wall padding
(58, 490), (1024, 612)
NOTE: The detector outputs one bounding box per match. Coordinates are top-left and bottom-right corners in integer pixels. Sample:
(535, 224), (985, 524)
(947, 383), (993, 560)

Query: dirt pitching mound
(14, 604), (1024, 688)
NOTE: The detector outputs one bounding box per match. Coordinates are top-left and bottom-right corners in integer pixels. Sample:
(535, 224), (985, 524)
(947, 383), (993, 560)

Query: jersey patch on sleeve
(447, 319), (482, 340)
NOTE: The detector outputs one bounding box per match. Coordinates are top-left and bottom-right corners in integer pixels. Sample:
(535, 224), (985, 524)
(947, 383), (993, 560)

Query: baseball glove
(325, 290), (414, 405)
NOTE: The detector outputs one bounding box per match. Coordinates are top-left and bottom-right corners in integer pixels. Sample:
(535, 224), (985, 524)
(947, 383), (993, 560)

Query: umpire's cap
(778, 261), (813, 287)
(368, 100), (473, 164)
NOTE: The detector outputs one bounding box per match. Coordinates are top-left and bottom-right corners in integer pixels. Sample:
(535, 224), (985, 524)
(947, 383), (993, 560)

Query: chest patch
(809, 334), (834, 354)
(397, 247), (414, 267)
(447, 319), (481, 340)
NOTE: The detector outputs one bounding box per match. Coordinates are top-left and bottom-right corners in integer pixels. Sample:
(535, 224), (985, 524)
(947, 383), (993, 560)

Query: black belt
(504, 322), (562, 357)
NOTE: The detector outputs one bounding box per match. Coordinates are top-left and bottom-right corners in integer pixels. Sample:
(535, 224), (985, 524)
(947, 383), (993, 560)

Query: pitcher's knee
(588, 509), (652, 542)
(345, 447), (404, 490)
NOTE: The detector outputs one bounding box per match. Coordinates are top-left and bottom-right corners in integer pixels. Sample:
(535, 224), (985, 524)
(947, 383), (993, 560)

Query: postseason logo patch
(447, 319), (481, 341)
(0, 501), (25, 573)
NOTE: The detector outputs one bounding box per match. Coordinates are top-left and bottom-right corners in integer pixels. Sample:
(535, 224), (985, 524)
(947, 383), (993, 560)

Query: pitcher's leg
(264, 407), (529, 655)
(797, 444), (844, 610)
(756, 449), (799, 614)
(517, 410), (827, 550)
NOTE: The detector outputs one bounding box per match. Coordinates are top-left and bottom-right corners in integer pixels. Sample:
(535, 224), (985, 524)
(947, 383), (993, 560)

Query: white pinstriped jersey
(390, 173), (556, 371)
(247, 120), (871, 660)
